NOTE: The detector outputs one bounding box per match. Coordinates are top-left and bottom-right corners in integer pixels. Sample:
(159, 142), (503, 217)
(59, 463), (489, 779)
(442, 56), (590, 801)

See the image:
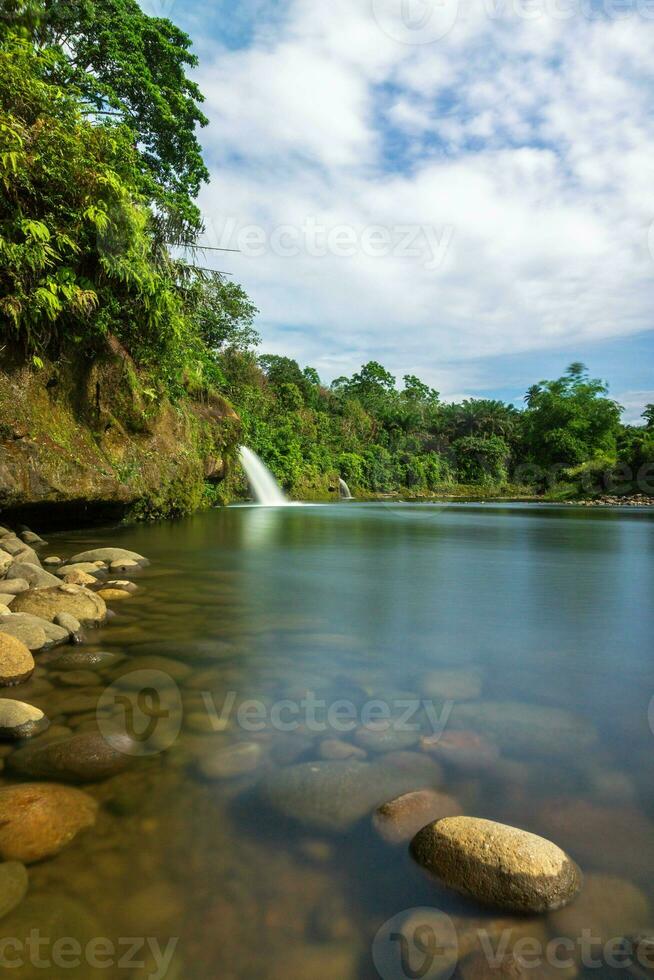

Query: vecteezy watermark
(0, 934), (178, 980)
(373, 908), (459, 980)
(97, 669), (183, 756)
(96, 672), (456, 755)
(372, 910), (654, 979)
(371, 0), (654, 46)
(372, 0), (462, 45)
(202, 216), (454, 272)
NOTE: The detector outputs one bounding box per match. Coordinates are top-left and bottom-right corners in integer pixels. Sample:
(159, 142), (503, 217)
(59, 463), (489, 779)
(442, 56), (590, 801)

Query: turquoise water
(4, 503), (654, 979)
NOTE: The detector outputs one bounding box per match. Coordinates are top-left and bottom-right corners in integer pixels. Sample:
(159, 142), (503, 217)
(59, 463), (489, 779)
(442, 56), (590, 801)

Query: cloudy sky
(145, 0), (654, 420)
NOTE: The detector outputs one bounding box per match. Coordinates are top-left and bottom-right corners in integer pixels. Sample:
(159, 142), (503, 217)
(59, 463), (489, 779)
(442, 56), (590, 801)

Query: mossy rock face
(0, 344), (241, 524)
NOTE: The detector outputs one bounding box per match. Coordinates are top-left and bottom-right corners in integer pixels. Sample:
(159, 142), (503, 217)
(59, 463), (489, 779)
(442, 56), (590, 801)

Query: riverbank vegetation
(1, 3), (652, 512)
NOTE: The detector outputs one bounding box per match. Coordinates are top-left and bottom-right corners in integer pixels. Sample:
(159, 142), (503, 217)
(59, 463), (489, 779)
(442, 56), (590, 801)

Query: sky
(143, 0), (654, 421)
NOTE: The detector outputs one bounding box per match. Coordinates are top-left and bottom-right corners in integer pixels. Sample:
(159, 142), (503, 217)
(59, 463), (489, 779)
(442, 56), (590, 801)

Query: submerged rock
(319, 739), (366, 761)
(373, 789), (462, 844)
(353, 725), (420, 754)
(8, 731), (134, 782)
(410, 816), (582, 913)
(0, 699), (48, 739)
(260, 755), (441, 833)
(0, 782), (97, 863)
(49, 650), (124, 671)
(0, 633), (34, 686)
(549, 873), (650, 947)
(11, 585), (107, 627)
(0, 894), (104, 978)
(196, 742), (263, 779)
(421, 730), (500, 772)
(0, 861), (28, 920)
(450, 701), (597, 758)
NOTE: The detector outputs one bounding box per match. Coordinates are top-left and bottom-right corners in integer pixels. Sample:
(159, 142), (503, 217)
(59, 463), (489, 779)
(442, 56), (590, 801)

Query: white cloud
(192, 0), (654, 394)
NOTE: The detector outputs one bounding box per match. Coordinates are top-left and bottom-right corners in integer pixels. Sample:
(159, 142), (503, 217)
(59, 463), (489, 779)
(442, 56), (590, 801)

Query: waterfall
(239, 447), (288, 505)
(339, 478), (353, 499)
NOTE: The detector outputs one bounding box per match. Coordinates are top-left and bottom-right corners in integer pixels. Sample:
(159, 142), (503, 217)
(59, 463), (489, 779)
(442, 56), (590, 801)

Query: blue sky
(145, 0), (654, 421)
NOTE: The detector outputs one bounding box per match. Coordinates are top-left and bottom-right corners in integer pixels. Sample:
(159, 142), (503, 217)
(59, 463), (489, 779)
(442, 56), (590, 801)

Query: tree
(186, 275), (259, 353)
(643, 404), (654, 430)
(453, 435), (510, 485)
(21, 0), (209, 235)
(521, 363), (622, 470)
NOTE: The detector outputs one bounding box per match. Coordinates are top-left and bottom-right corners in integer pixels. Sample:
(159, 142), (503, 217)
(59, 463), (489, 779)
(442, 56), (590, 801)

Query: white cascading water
(239, 446), (288, 505)
(339, 478), (353, 499)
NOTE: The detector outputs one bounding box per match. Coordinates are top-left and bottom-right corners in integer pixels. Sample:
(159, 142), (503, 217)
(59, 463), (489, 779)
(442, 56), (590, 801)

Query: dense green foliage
(1, 7), (651, 506)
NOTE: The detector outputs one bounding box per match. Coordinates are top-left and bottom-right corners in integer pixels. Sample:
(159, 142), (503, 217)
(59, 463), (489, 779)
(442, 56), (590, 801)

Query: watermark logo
(373, 908), (459, 980)
(97, 670), (183, 756)
(371, 0), (461, 45)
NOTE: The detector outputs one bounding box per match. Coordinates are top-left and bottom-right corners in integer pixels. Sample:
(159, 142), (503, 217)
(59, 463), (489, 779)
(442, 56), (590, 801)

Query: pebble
(0, 861), (28, 920)
(54, 611), (82, 635)
(372, 789), (463, 844)
(410, 816), (582, 913)
(96, 588), (132, 601)
(8, 731), (135, 782)
(57, 563), (106, 579)
(103, 579), (138, 593)
(109, 558), (140, 573)
(20, 530), (46, 546)
(43, 556), (62, 566)
(196, 741), (263, 779)
(0, 782), (97, 863)
(63, 569), (98, 585)
(0, 699), (48, 739)
(0, 634), (34, 686)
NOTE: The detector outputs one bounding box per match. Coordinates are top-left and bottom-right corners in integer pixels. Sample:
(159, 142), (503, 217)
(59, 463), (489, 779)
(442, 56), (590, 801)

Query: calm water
(5, 503), (654, 979)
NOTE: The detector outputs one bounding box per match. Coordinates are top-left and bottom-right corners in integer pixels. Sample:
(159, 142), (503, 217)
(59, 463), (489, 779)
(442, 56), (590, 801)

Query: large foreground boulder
(410, 816), (582, 913)
(11, 584), (107, 627)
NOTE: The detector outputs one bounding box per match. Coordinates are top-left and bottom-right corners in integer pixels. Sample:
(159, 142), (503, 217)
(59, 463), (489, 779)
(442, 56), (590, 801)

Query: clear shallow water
(5, 503), (654, 979)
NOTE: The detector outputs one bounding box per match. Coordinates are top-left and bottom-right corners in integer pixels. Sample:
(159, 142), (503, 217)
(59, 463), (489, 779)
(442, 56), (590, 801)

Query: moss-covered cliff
(0, 340), (242, 527)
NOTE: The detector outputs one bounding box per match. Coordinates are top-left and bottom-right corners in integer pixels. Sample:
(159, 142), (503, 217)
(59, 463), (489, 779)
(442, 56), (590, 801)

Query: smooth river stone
(11, 585), (107, 627)
(449, 700), (597, 758)
(8, 731), (134, 782)
(0, 783), (97, 863)
(260, 756), (441, 833)
(6, 562), (61, 588)
(372, 789), (463, 844)
(68, 547), (147, 564)
(0, 633), (34, 686)
(0, 699), (49, 739)
(410, 816), (582, 913)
